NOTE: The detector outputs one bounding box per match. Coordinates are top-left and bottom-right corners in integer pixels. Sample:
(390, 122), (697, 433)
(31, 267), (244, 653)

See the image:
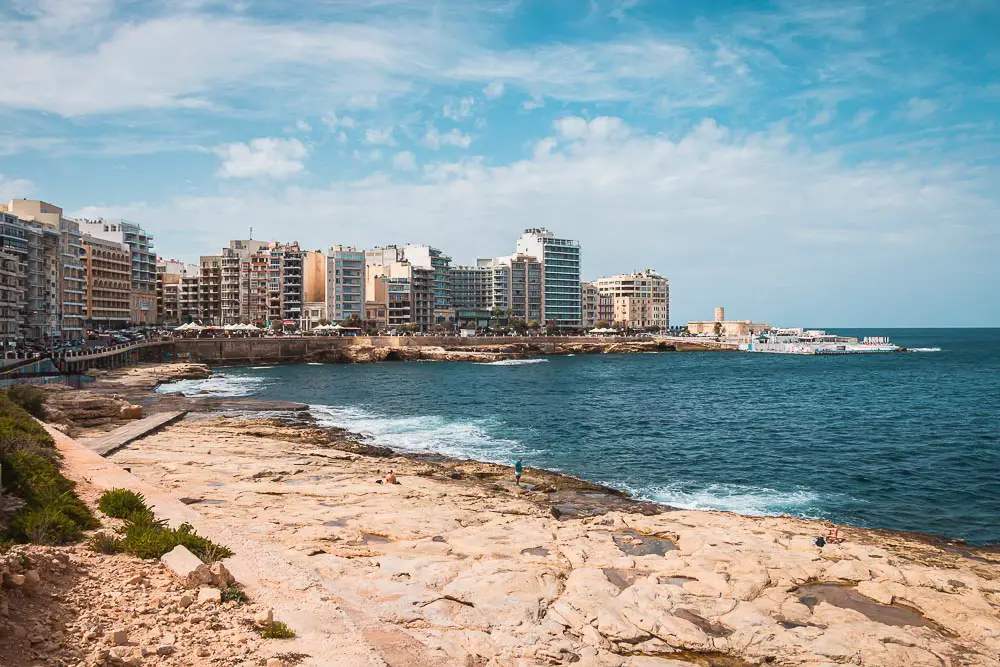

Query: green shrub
(261, 622), (295, 639)
(116, 513), (233, 561)
(6, 385), (48, 420)
(221, 587), (248, 604)
(175, 522), (233, 562)
(0, 450), (97, 545)
(98, 488), (149, 519)
(9, 505), (83, 545)
(88, 531), (124, 554)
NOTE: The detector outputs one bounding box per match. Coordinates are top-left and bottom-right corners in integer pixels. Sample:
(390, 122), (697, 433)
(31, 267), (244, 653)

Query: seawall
(170, 335), (734, 365)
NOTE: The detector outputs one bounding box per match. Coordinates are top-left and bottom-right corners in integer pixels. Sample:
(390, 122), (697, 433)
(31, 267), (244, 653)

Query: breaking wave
(908, 347), (942, 353)
(475, 358), (550, 366)
(310, 404), (540, 463)
(155, 374), (268, 398)
(617, 481), (826, 518)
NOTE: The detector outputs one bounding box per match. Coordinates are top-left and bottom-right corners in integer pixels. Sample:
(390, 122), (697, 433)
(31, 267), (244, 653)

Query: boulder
(254, 608), (274, 627)
(209, 561), (235, 587)
(119, 404), (143, 419)
(160, 545), (213, 588)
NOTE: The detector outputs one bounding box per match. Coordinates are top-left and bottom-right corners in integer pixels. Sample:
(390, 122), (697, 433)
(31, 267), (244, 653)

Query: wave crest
(155, 374), (267, 397)
(476, 358), (550, 366)
(627, 482), (822, 517)
(310, 404), (539, 462)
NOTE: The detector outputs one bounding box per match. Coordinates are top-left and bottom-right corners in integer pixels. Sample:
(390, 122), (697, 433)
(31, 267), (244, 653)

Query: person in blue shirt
(514, 457), (523, 486)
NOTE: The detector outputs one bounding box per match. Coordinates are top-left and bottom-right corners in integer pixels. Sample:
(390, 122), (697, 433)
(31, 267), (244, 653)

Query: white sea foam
(475, 358), (550, 366)
(626, 482), (821, 517)
(306, 362), (324, 365)
(310, 404), (538, 462)
(155, 374), (267, 398)
(251, 366), (274, 369)
(908, 347), (942, 352)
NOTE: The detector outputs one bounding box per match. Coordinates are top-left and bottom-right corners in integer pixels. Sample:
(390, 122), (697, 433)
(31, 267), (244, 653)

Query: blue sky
(1, 0), (998, 326)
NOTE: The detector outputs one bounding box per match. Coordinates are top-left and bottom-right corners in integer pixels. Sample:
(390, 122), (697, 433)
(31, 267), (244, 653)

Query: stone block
(160, 545), (212, 588)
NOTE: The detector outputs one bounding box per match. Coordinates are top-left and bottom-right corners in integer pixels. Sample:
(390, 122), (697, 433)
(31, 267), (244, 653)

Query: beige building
(593, 269), (669, 330)
(77, 218), (155, 325)
(365, 247), (434, 331)
(687, 306), (770, 338)
(198, 255), (222, 325)
(82, 235), (131, 329)
(157, 259), (200, 325)
(2, 199), (86, 340)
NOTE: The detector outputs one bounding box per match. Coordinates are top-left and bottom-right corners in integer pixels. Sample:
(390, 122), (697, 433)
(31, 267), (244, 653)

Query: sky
(1, 0), (998, 327)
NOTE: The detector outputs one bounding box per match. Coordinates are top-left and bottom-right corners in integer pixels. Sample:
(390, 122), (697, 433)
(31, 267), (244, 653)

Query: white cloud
(364, 127), (396, 146)
(483, 81), (505, 99)
(214, 137), (308, 179)
(391, 151), (417, 171)
(905, 98), (938, 121)
(554, 116), (630, 142)
(85, 117), (1000, 325)
(852, 109), (876, 127)
(423, 127), (472, 149)
(0, 173), (33, 200)
(295, 120), (312, 132)
(443, 97), (475, 120)
(809, 109), (835, 126)
(322, 112), (356, 131)
(522, 95), (545, 111)
(0, 8), (723, 117)
(346, 93), (379, 110)
(351, 149), (382, 163)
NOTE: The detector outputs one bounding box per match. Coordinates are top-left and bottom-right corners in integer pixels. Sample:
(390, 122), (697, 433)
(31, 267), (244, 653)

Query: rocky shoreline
(12, 363), (1000, 666)
(174, 336), (736, 366)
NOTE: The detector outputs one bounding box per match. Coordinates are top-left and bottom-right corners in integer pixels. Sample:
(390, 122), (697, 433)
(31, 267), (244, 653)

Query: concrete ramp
(83, 410), (187, 456)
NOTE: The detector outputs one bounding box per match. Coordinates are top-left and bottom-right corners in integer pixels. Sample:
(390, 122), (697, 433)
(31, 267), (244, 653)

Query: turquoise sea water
(161, 329), (1000, 545)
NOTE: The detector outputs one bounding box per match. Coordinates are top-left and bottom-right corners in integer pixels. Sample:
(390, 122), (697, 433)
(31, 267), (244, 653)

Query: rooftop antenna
(249, 226), (253, 240)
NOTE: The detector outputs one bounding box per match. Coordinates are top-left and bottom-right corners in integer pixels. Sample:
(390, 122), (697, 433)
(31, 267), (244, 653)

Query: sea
(158, 328), (1000, 545)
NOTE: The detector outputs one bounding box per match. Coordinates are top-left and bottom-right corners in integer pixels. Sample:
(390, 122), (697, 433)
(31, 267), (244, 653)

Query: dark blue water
(162, 329), (1000, 544)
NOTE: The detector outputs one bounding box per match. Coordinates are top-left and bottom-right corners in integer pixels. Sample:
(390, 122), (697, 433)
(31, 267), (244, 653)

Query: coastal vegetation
(0, 391), (97, 546)
(6, 384), (49, 420)
(260, 621), (295, 639)
(91, 488), (232, 562)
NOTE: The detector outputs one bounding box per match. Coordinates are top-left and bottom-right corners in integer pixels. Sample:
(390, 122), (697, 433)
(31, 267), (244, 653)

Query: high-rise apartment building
(78, 219), (156, 325)
(198, 255), (222, 325)
(0, 251), (22, 350)
(81, 235), (131, 329)
(477, 254), (543, 323)
(157, 259), (200, 325)
(1, 200), (86, 341)
(365, 246), (435, 331)
(0, 211), (49, 342)
(219, 240), (269, 324)
(581, 281), (598, 329)
(451, 265), (493, 311)
(593, 269), (669, 330)
(401, 245), (453, 326)
(515, 228), (581, 329)
(328, 245), (364, 323)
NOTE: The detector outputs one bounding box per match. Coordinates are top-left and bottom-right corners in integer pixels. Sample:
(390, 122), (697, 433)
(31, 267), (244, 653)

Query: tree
(527, 320), (540, 331)
(595, 320), (610, 329)
(341, 314), (362, 328)
(714, 321), (723, 337)
(317, 318), (330, 326)
(545, 320), (558, 335)
(510, 317), (527, 334)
